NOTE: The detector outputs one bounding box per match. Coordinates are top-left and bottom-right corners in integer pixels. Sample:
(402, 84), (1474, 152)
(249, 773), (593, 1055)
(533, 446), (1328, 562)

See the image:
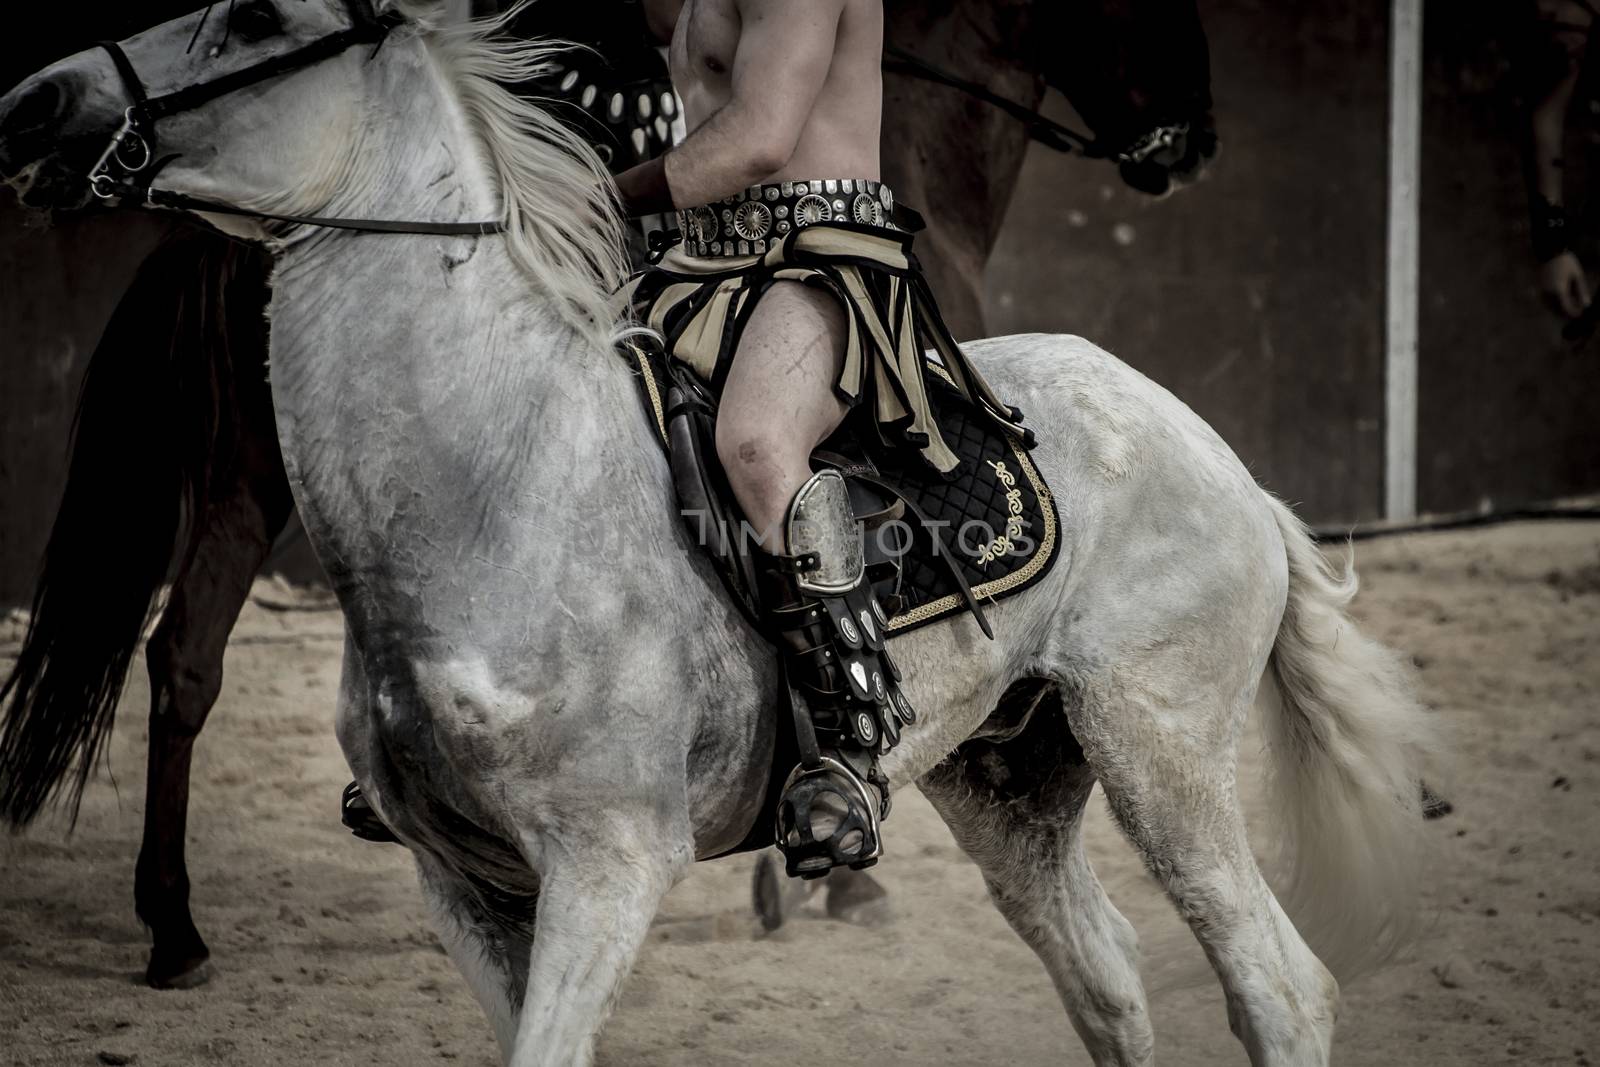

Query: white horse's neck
(263, 39), (654, 619)
(271, 39), (501, 269)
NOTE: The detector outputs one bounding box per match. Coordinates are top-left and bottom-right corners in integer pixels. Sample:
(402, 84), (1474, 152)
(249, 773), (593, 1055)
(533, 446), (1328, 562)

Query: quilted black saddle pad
(626, 342), (1062, 637)
(870, 366), (1061, 634)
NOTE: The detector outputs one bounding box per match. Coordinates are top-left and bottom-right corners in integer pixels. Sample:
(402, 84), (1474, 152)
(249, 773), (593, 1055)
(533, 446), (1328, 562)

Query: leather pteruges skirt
(624, 179), (1032, 474)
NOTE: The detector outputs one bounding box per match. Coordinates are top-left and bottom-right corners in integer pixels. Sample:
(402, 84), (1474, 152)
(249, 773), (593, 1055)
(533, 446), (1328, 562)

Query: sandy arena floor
(2, 521), (1597, 1065)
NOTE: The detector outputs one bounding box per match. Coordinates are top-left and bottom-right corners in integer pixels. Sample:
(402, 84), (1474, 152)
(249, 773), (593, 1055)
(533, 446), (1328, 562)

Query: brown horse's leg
(135, 402), (293, 989)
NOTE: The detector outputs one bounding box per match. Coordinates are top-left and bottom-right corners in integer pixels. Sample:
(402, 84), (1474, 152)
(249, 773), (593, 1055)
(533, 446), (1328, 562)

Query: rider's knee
(715, 418), (784, 486)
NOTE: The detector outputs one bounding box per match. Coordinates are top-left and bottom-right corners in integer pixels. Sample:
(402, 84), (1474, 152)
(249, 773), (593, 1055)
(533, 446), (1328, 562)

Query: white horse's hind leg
(918, 697), (1154, 1066)
(507, 812), (693, 1067)
(1083, 674), (1338, 1066)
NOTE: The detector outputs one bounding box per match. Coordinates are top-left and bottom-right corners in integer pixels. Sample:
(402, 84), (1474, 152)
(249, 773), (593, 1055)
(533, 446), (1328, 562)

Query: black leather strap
(852, 473), (994, 639)
(882, 44), (1106, 158)
(781, 661), (824, 770)
(95, 41), (148, 103)
(89, 1), (496, 237)
(144, 188), (505, 236)
(98, 0), (398, 120)
(137, 16), (398, 120)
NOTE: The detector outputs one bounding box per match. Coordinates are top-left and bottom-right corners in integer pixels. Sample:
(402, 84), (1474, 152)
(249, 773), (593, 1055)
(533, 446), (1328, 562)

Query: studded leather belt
(675, 178), (900, 258)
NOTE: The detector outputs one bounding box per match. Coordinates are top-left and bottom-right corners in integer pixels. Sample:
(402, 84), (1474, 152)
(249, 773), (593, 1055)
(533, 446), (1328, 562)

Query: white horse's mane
(395, 1), (629, 350)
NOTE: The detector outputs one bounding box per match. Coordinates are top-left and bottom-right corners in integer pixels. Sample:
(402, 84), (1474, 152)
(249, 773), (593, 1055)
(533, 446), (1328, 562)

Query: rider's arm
(1530, 1), (1587, 209)
(614, 0), (846, 214)
(1528, 0), (1593, 316)
(641, 0), (685, 45)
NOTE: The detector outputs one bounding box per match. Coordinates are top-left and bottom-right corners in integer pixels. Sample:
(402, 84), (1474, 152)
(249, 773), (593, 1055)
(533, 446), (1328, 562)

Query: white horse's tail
(1258, 495), (1438, 981)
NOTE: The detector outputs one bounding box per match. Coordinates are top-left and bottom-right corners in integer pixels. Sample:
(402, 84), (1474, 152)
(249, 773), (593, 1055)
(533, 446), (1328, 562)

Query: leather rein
(87, 3), (1169, 233)
(882, 44), (1190, 167)
(87, 0), (504, 238)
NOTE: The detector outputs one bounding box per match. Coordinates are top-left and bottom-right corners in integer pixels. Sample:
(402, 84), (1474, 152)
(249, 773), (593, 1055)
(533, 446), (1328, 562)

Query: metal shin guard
(787, 470), (864, 596)
(764, 470), (918, 879)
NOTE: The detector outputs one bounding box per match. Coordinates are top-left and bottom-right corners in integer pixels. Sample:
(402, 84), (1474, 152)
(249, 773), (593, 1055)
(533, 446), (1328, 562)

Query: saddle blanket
(627, 340), (1062, 636)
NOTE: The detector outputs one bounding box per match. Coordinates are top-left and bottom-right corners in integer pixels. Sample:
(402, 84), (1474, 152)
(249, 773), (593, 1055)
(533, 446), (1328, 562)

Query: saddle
(625, 337), (1061, 856)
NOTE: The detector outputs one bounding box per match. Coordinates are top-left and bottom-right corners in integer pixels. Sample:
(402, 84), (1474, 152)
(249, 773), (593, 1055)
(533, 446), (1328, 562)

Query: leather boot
(757, 470), (916, 878)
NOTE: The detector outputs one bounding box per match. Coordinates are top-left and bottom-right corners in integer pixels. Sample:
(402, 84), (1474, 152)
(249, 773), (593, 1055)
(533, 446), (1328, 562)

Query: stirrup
(775, 757), (883, 878)
(340, 781), (401, 845)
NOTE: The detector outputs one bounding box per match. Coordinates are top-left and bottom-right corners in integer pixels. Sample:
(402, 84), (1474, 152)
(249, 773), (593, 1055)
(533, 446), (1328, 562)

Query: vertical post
(1385, 0), (1423, 520)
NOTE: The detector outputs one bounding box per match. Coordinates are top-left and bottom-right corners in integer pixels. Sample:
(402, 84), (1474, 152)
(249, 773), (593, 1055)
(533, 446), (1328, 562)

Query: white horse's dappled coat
(0, 3), (1439, 1065)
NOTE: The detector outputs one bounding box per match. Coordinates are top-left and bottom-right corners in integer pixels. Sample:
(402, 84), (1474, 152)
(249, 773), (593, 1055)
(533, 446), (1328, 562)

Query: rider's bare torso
(666, 0), (882, 201)
(631, 0), (940, 880)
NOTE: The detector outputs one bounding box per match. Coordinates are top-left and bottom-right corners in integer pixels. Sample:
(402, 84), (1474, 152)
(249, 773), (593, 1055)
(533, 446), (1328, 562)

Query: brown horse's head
(1042, 0), (1217, 196)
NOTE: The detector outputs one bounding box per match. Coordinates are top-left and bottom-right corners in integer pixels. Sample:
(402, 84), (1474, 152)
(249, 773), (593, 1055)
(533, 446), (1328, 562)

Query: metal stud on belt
(675, 179), (901, 258)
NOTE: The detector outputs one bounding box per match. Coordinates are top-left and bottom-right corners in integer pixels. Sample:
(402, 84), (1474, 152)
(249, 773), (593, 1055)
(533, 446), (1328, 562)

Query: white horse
(0, 2), (1437, 1064)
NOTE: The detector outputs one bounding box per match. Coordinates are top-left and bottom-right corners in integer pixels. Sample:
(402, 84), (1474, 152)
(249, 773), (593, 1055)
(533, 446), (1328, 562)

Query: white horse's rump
(0, 4), (1439, 1066)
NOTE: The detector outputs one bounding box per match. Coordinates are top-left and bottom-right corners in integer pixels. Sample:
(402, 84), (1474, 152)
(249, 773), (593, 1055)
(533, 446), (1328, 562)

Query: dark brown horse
(0, 0), (1213, 989)
(884, 0), (1214, 338)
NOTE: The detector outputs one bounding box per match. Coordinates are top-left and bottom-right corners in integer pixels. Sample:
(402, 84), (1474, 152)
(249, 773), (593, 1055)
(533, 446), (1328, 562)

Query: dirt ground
(1, 520), (1597, 1066)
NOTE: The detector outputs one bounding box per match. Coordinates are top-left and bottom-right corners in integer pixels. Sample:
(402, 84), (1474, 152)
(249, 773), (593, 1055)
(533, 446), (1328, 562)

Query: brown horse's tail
(0, 231), (268, 828)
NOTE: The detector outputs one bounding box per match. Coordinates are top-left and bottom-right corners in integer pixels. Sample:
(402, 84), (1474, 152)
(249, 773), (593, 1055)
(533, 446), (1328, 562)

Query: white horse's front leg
(509, 811), (693, 1067)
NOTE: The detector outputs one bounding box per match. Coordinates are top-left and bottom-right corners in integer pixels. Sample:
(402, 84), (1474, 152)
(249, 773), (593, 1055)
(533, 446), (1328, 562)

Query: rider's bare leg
(715, 280), (906, 878)
(715, 281), (849, 549)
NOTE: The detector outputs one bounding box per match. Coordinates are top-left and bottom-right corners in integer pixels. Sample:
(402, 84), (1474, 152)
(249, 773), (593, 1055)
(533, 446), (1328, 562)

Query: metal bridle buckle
(1116, 122), (1189, 167)
(114, 126), (151, 172)
(88, 106), (151, 199)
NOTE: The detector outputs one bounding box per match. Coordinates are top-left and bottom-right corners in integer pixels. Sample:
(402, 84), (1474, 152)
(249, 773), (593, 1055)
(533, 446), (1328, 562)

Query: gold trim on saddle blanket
(623, 218), (1029, 474)
(627, 338), (669, 442)
(882, 363), (1056, 632)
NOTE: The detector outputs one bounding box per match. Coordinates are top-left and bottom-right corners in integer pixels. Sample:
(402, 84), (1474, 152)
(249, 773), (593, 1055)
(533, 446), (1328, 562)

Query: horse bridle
(88, 0), (504, 236)
(881, 44), (1192, 168)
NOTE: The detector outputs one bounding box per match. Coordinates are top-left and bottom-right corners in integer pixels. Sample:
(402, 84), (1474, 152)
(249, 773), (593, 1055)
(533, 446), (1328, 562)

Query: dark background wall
(987, 0), (1392, 521)
(1, 208), (171, 605)
(3, 0), (1598, 604)
(1, 0), (193, 605)
(1416, 3), (1599, 513)
(987, 0), (1600, 521)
